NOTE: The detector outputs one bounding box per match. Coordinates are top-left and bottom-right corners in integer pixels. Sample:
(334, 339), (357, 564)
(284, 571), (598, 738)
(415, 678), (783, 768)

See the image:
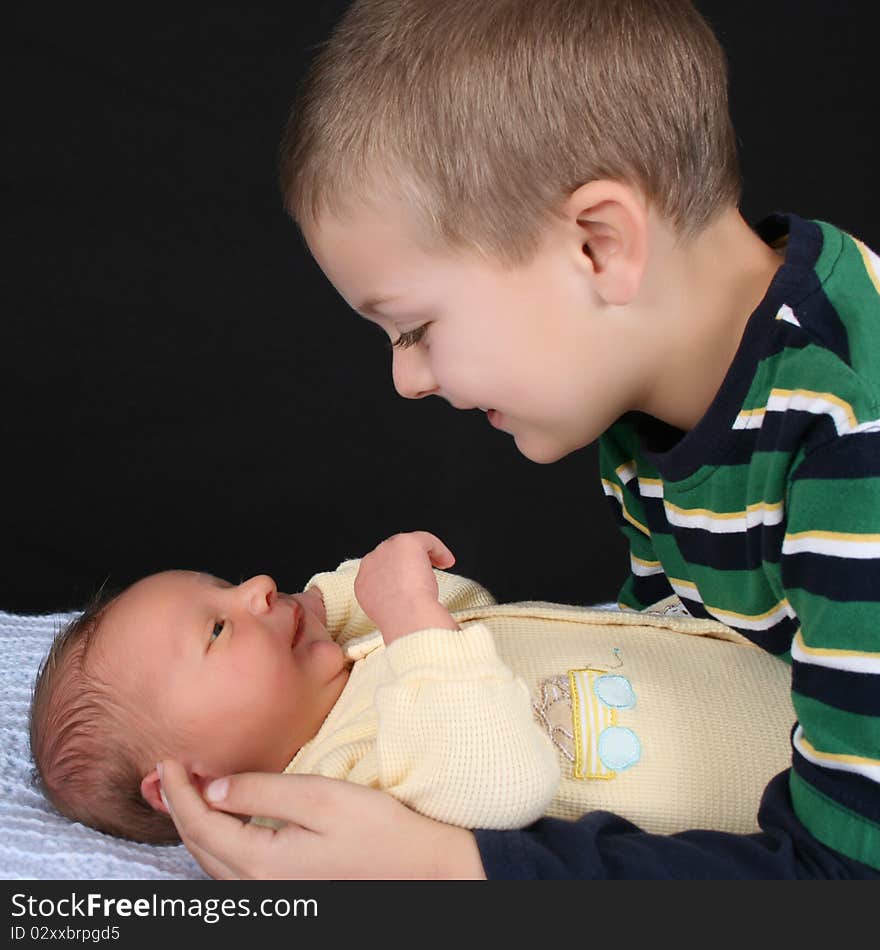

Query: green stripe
(790, 770), (880, 870)
(814, 221), (845, 283)
(749, 345), (879, 422)
(787, 590), (880, 652)
(666, 563), (785, 618)
(792, 693), (880, 756)
(820, 226), (880, 382)
(788, 475), (880, 534)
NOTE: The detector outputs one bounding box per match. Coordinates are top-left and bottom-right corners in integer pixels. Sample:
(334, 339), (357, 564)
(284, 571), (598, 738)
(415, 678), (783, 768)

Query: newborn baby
(31, 532), (795, 843)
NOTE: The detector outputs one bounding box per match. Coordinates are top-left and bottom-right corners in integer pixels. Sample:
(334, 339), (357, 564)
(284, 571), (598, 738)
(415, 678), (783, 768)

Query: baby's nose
(238, 574), (277, 614)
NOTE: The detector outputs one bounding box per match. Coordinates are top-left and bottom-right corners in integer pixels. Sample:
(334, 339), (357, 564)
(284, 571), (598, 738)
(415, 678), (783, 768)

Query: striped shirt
(599, 213), (880, 871)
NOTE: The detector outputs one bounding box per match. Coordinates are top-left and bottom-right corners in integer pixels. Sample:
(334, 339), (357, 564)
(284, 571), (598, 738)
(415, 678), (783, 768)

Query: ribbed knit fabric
(599, 213), (880, 870)
(287, 563), (795, 833)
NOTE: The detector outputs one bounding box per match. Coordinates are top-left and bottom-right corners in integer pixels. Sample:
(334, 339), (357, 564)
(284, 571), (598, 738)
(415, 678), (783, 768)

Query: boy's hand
(354, 531), (459, 645)
(158, 761), (486, 880)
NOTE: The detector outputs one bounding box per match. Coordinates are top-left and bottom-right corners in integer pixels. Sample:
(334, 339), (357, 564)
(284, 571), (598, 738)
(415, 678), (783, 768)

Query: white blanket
(0, 610), (206, 880)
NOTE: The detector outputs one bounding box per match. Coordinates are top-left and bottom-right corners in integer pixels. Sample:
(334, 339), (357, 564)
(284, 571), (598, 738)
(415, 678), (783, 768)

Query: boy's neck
(634, 207), (784, 432)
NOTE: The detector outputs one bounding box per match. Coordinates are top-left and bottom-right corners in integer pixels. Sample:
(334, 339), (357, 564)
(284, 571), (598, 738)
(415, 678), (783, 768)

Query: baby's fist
(354, 532), (458, 644)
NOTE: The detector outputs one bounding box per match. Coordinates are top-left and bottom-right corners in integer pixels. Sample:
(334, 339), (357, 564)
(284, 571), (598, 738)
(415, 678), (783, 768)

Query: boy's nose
(237, 574), (277, 614)
(391, 347), (438, 400)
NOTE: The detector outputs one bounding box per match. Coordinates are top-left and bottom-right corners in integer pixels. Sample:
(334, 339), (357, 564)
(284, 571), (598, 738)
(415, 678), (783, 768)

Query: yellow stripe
(786, 529), (880, 544)
(664, 500), (783, 521)
(794, 629), (880, 660)
(798, 732), (880, 770)
(631, 554), (661, 569)
(615, 460), (638, 482)
(771, 388), (858, 431)
(707, 599), (791, 624)
(669, 577), (700, 596)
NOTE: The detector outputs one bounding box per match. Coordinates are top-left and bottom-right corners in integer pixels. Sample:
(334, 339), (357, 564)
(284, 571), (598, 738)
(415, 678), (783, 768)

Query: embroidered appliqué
(568, 669), (641, 779)
(532, 675), (576, 763)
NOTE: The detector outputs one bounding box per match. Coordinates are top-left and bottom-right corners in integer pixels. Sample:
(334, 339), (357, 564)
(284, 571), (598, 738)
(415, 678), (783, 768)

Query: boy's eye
(210, 620), (226, 644)
(391, 324), (429, 349)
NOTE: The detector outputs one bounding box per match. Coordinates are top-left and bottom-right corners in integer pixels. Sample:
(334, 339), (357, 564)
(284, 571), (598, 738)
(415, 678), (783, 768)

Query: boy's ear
(140, 766), (214, 813)
(565, 180), (649, 306)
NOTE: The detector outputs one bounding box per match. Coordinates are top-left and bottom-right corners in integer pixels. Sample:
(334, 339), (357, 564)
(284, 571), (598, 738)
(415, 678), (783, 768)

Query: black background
(2, 2), (877, 613)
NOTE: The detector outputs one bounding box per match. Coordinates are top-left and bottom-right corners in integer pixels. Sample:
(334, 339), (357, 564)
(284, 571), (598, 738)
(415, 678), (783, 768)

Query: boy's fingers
(159, 760), (268, 879)
(202, 771), (359, 833)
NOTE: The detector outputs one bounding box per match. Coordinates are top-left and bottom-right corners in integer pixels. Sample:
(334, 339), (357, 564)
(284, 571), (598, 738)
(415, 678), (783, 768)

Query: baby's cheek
(307, 639), (345, 680)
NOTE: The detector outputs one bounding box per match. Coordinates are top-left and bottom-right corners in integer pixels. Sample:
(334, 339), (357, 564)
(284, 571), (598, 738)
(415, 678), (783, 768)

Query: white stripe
(602, 480), (623, 503)
(707, 600), (795, 632)
(734, 390), (880, 436)
(766, 391), (855, 435)
(630, 554), (663, 577)
(776, 304), (801, 327)
(791, 630), (880, 674)
(793, 725), (880, 784)
(664, 502), (784, 534)
(782, 535), (880, 559)
(669, 579), (704, 604)
(637, 478), (663, 498)
(733, 410), (765, 430)
(616, 461), (638, 485)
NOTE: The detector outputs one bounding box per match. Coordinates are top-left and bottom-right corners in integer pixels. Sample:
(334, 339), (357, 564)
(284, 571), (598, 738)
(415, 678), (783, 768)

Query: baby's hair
(281, 0), (741, 263)
(29, 587), (179, 844)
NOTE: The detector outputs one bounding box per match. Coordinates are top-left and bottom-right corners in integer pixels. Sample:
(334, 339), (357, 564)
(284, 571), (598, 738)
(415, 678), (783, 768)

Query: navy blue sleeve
(474, 772), (879, 879)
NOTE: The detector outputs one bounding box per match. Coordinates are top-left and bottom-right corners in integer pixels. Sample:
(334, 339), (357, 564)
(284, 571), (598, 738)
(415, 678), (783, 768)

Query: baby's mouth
(291, 603), (305, 650)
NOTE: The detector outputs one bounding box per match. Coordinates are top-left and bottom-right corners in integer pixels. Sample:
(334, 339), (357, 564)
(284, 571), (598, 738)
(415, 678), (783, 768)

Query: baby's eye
(391, 324), (429, 349)
(210, 620), (226, 644)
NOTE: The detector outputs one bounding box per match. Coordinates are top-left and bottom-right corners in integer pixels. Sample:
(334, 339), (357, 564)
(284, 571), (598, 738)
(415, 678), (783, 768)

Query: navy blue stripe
(754, 410), (839, 457)
(790, 284), (852, 367)
(671, 522), (785, 571)
(783, 553), (880, 602)
(792, 745), (880, 825)
(641, 496), (674, 536)
(630, 572), (675, 609)
(793, 661), (880, 716)
(792, 432), (880, 480)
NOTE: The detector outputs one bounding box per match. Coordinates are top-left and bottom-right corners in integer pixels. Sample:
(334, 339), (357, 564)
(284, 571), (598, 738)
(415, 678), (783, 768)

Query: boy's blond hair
(29, 595), (179, 844)
(281, 0), (741, 263)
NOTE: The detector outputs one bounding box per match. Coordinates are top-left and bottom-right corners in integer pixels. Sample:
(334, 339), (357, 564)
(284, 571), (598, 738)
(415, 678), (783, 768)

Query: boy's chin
(513, 433), (576, 465)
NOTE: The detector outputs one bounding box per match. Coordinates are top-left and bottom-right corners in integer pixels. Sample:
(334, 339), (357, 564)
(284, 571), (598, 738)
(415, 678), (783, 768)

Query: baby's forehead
(125, 569), (226, 599)
(100, 570), (220, 638)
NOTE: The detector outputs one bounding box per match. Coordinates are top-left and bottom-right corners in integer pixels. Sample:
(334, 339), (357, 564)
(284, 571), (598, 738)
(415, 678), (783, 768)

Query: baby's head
(282, 0), (740, 263)
(30, 571), (347, 843)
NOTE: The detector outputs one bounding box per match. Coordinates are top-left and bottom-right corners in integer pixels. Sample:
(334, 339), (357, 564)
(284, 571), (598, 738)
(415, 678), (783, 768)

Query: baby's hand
(354, 531), (459, 645)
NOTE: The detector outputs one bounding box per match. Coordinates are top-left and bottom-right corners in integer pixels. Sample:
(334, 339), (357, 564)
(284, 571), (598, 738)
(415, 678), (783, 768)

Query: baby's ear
(140, 767), (166, 814)
(141, 766), (215, 813)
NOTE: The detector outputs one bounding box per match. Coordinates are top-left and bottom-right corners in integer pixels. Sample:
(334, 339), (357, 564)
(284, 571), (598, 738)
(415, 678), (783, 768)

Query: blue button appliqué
(593, 674), (636, 710)
(597, 726), (641, 771)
